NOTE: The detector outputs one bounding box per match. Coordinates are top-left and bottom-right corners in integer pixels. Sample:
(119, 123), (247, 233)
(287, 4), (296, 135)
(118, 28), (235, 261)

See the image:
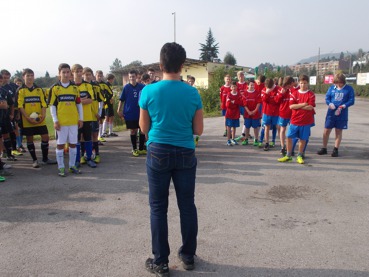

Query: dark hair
(282, 76), (294, 87)
(142, 73), (150, 82)
(83, 67), (93, 75)
(257, 75), (266, 83)
(0, 69), (10, 76)
(160, 42), (186, 73)
(189, 76), (195, 82)
(299, 74), (309, 83)
(95, 70), (103, 75)
(106, 73), (115, 81)
(22, 68), (34, 76)
(58, 63), (70, 73)
(231, 81), (237, 86)
(129, 70), (137, 76)
(265, 78), (274, 89)
(248, 80), (255, 84)
(148, 68), (155, 72)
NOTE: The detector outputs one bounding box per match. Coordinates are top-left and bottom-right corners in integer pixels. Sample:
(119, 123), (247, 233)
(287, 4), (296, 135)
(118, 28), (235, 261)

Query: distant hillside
(297, 53), (341, 64)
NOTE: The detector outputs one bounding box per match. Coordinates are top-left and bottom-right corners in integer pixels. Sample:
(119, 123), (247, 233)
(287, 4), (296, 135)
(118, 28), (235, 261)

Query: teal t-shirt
(139, 80), (202, 149)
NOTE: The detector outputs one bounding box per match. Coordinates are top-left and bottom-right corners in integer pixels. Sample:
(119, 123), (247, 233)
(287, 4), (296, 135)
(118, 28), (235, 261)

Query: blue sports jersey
(119, 82), (144, 121)
(325, 84), (355, 121)
(139, 80), (202, 149)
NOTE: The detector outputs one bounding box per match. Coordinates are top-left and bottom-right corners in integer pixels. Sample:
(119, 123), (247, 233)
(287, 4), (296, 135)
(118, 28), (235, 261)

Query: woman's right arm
(139, 108), (151, 135)
(193, 109), (203, 136)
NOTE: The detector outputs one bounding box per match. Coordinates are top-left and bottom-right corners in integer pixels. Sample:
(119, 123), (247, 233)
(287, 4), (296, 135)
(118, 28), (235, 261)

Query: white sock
(56, 149), (64, 169)
(69, 147), (77, 168)
(98, 124), (102, 137)
(109, 123), (113, 134)
(242, 125), (246, 134)
(102, 121), (107, 134)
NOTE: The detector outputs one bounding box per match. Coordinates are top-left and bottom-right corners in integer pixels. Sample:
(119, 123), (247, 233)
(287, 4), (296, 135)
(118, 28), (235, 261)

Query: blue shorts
(226, 118), (240, 128)
(325, 116), (348, 129)
(239, 107), (245, 117)
(244, 118), (261, 129)
(262, 114), (278, 126)
(278, 117), (290, 127)
(287, 124), (312, 141)
(222, 109), (226, 116)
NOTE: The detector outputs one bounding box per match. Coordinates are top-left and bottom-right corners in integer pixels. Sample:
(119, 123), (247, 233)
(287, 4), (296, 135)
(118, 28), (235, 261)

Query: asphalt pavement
(1, 94), (369, 277)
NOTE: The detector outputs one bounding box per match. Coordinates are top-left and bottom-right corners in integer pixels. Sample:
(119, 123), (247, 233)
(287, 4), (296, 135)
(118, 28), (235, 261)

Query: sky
(1, 0), (368, 77)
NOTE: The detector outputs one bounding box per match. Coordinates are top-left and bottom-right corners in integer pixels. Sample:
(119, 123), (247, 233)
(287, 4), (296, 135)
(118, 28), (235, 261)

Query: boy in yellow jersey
(95, 70), (106, 142)
(83, 67), (104, 163)
(17, 68), (56, 168)
(71, 64), (96, 168)
(49, 63), (83, 176)
(102, 74), (116, 137)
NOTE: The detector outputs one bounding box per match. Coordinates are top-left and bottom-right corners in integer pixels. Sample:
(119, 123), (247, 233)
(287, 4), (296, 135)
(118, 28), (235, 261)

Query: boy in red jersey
(236, 71), (248, 140)
(225, 81), (242, 146)
(220, 75), (231, 136)
(240, 81), (261, 145)
(278, 75), (315, 164)
(275, 76), (294, 156)
(260, 78), (280, 151)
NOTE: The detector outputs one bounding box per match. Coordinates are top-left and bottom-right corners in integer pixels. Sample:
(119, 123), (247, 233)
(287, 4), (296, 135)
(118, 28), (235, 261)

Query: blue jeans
(146, 142), (198, 265)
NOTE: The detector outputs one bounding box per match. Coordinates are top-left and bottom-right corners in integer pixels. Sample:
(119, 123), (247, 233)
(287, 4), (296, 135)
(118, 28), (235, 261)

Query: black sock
(93, 141), (99, 155)
(41, 141), (49, 162)
(139, 134), (146, 150)
(10, 132), (17, 151)
(4, 138), (12, 157)
(130, 134), (137, 150)
(27, 142), (37, 161)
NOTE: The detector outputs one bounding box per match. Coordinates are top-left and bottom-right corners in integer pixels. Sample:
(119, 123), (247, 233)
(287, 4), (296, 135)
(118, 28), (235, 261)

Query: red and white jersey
(220, 85), (231, 110)
(242, 90), (262, 119)
(254, 82), (265, 94)
(275, 87), (292, 119)
(225, 92), (242, 119)
(261, 85), (280, 116)
(289, 89), (316, 126)
(237, 82), (248, 96)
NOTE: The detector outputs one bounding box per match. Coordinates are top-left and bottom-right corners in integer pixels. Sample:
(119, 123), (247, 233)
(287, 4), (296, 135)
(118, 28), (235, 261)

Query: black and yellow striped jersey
(76, 81), (95, 122)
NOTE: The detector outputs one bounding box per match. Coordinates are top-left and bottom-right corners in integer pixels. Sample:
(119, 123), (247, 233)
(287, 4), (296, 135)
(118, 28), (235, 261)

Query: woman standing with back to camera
(139, 42), (203, 277)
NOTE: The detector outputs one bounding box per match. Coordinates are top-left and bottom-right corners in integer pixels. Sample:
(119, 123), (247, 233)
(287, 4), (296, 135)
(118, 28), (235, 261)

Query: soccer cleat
(93, 155), (101, 163)
(109, 132), (118, 137)
(12, 150), (23, 156)
(269, 141), (275, 147)
(138, 149), (147, 155)
(80, 156), (87, 164)
(132, 149), (140, 157)
(58, 168), (66, 177)
(331, 148), (339, 157)
(242, 139), (248, 145)
(234, 135), (244, 142)
(101, 133), (109, 138)
(223, 130), (227, 137)
(231, 139), (238, 145)
(278, 156), (293, 162)
(86, 159), (97, 168)
(69, 166), (81, 174)
(145, 258), (170, 277)
(226, 140), (232, 146)
(317, 148), (328, 155)
(7, 155), (17, 161)
(40, 159), (57, 165)
(264, 143), (270, 151)
(258, 142), (263, 148)
(98, 137), (106, 142)
(253, 140), (259, 146)
(0, 176), (5, 182)
(280, 147), (286, 156)
(32, 160), (40, 168)
(296, 155), (305, 164)
(0, 162), (12, 169)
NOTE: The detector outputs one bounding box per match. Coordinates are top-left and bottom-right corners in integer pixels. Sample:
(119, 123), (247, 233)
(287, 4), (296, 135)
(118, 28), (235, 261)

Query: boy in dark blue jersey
(317, 73), (355, 157)
(117, 70), (145, 157)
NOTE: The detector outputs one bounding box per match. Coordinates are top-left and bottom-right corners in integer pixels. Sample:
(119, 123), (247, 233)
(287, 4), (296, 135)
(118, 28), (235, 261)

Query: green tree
(14, 70), (23, 79)
(45, 71), (50, 78)
(199, 28), (219, 62)
(110, 58), (123, 72)
(223, 52), (237, 65)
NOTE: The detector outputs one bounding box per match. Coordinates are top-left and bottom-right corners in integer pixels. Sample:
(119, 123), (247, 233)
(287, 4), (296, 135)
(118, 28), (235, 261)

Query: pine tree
(223, 52), (237, 65)
(199, 28), (219, 62)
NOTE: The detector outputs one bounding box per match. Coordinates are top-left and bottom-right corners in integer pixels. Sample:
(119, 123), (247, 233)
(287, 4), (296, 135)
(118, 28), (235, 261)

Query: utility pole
(317, 47), (320, 92)
(172, 12), (176, 42)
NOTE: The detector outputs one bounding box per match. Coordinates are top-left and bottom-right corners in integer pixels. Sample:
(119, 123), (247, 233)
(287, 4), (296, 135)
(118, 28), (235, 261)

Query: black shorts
(91, 121), (99, 133)
(125, 120), (139, 129)
(22, 125), (49, 137)
(78, 121), (92, 141)
(100, 108), (106, 118)
(105, 104), (114, 117)
(1, 119), (14, 134)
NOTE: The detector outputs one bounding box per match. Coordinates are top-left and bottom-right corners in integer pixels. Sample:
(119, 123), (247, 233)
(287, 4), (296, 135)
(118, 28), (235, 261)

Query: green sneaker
(253, 140), (259, 146)
(132, 149), (140, 157)
(270, 141), (275, 147)
(258, 142), (263, 148)
(138, 149), (147, 155)
(234, 135), (243, 142)
(241, 139), (248, 145)
(69, 166), (81, 174)
(58, 168), (66, 177)
(80, 156), (86, 164)
(296, 155), (305, 164)
(278, 156), (293, 162)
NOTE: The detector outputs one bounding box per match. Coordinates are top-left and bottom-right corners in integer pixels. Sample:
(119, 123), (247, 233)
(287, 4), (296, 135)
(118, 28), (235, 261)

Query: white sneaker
(1, 163), (12, 169)
(32, 160), (40, 168)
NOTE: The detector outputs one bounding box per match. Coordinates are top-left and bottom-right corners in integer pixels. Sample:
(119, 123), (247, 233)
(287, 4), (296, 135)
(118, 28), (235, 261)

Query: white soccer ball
(29, 112), (40, 121)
